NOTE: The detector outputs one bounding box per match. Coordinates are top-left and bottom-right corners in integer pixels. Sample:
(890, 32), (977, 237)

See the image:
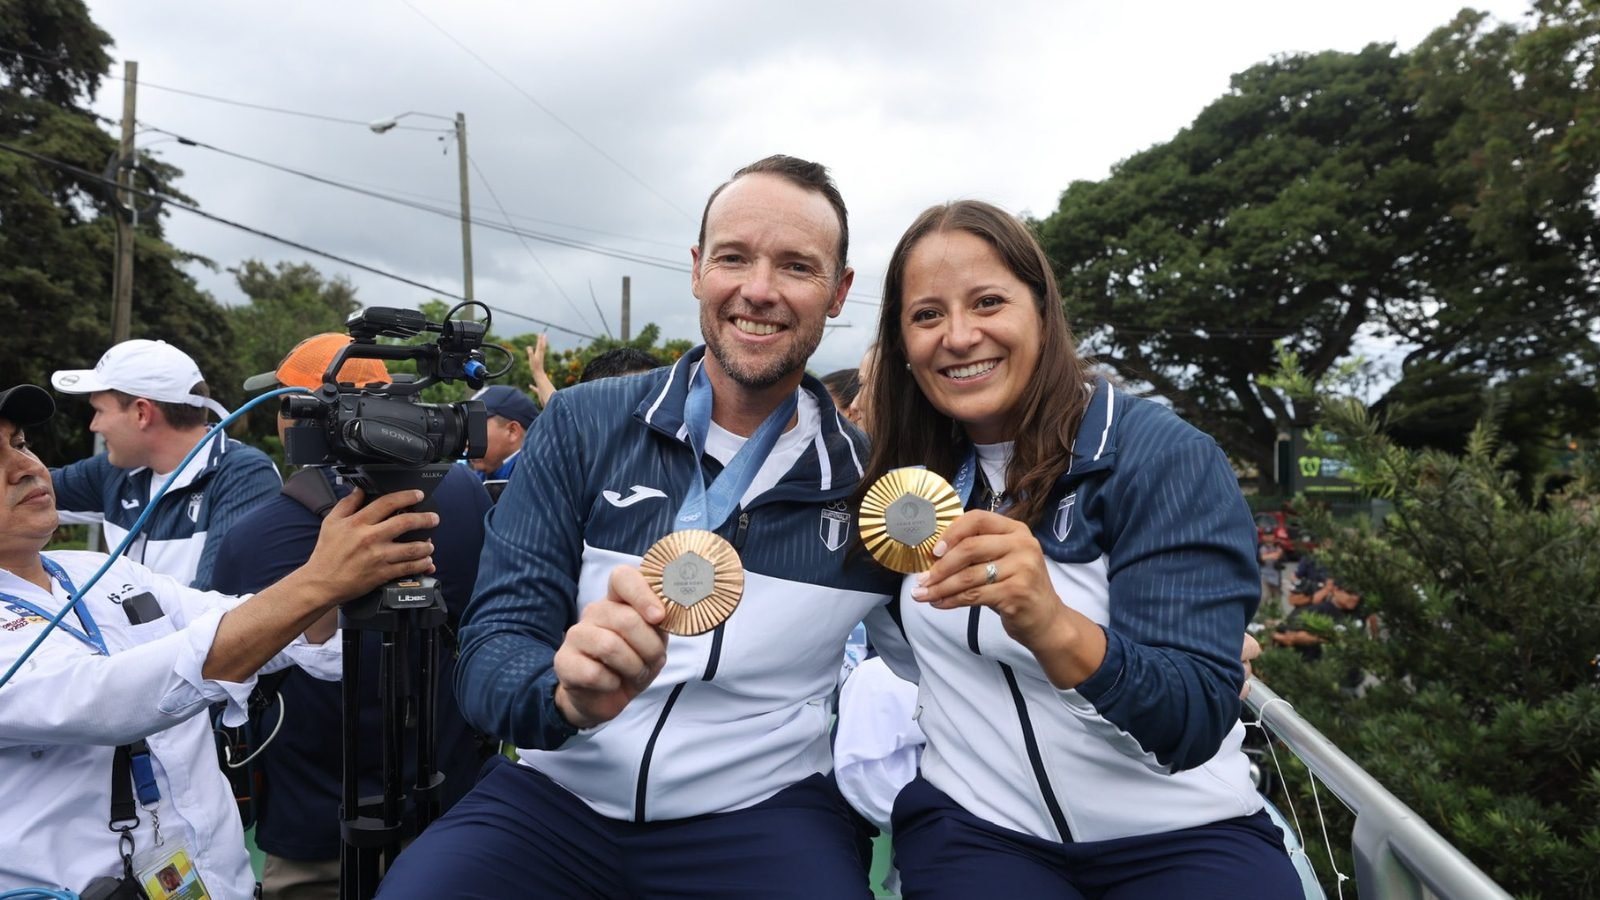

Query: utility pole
(455, 112), (474, 318)
(91, 61), (138, 555)
(112, 60), (137, 345)
(620, 276), (631, 342)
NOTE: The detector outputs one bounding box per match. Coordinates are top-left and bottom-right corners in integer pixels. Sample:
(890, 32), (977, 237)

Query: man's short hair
(819, 368), (861, 408)
(580, 349), (661, 384)
(108, 383), (211, 430)
(696, 155), (849, 275)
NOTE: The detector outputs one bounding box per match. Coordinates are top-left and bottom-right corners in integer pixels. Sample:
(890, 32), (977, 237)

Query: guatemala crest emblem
(1053, 492), (1078, 542)
(820, 501), (851, 552)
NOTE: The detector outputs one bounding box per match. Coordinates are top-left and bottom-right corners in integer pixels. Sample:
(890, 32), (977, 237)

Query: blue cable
(0, 387), (307, 691)
(0, 888), (80, 899)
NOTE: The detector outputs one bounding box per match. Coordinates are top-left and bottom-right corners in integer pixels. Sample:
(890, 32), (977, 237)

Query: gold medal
(640, 529), (745, 636)
(859, 467), (963, 573)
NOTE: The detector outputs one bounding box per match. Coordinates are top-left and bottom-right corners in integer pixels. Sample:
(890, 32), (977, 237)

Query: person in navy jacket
(380, 156), (909, 899)
(853, 200), (1301, 899)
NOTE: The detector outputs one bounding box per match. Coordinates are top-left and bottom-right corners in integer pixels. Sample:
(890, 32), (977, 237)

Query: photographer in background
(0, 383), (438, 899)
(217, 333), (493, 900)
(467, 385), (538, 489)
(49, 339), (281, 589)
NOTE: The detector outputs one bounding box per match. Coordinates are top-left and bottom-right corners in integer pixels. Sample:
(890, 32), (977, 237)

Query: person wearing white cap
(0, 382), (441, 899)
(48, 339), (281, 589)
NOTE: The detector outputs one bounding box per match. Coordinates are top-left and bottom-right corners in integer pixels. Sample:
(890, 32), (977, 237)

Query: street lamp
(370, 111), (474, 314)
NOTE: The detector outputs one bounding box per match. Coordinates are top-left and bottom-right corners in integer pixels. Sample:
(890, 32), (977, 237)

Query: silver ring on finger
(984, 562), (999, 585)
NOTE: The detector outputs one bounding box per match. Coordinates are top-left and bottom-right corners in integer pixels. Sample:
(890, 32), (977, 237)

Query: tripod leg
(415, 619), (441, 828)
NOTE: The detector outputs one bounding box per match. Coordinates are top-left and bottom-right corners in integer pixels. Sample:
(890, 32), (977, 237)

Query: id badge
(133, 841), (211, 900)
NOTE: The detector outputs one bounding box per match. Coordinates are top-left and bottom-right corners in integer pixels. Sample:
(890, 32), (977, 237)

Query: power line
(0, 140), (598, 339)
(135, 80), (445, 131)
(140, 124), (696, 272)
(398, 0), (695, 221)
(141, 121), (685, 250)
(467, 153), (596, 333)
(0, 43), (442, 131)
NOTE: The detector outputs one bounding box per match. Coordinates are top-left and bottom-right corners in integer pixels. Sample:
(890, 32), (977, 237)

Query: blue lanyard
(0, 559), (107, 655)
(953, 448), (979, 507)
(675, 363), (799, 533)
(953, 447), (1011, 513)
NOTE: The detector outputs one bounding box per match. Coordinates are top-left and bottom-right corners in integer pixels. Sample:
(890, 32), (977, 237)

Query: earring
(904, 362), (911, 370)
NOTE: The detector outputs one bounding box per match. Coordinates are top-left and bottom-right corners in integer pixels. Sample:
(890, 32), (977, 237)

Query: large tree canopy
(1036, 2), (1600, 486)
(0, 0), (234, 464)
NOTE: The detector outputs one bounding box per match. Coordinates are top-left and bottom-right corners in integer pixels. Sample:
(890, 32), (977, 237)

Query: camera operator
(0, 383), (437, 899)
(216, 333), (493, 900)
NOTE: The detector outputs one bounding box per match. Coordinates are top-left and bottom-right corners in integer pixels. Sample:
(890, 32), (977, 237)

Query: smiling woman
(853, 200), (1302, 898)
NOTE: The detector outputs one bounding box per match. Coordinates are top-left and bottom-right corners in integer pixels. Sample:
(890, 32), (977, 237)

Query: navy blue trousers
(376, 758), (872, 899)
(892, 777), (1304, 900)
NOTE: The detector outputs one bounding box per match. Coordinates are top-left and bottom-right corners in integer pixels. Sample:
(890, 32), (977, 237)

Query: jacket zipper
(999, 662), (1072, 841)
(634, 509), (749, 821)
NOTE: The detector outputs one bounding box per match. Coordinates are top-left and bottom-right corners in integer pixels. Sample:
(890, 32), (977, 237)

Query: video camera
(274, 303), (510, 898)
(280, 305), (492, 491)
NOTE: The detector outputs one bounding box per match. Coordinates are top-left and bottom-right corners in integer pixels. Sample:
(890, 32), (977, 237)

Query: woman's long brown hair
(852, 200), (1095, 527)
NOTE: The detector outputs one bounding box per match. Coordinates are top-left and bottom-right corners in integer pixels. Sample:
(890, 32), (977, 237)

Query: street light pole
(454, 112), (473, 311)
(370, 110), (475, 319)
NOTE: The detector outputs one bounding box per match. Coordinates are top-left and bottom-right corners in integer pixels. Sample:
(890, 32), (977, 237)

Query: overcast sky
(85, 0), (1534, 376)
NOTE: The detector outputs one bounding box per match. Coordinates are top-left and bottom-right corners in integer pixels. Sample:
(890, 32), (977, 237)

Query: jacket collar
(634, 345), (870, 497)
(128, 432), (234, 493)
(1066, 376), (1119, 478)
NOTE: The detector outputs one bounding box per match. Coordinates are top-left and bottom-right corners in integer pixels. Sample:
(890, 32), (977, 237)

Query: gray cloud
(88, 0), (1533, 372)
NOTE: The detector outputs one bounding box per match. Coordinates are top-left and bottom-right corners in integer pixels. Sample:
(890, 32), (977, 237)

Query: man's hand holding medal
(552, 566), (671, 730)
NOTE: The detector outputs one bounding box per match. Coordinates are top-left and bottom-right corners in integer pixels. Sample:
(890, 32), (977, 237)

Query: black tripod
(335, 465), (451, 900)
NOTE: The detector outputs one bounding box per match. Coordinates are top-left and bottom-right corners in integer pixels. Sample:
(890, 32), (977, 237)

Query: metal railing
(1245, 678), (1512, 900)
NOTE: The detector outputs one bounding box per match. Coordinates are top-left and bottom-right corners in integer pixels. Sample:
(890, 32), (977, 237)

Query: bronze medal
(640, 529), (745, 636)
(859, 467), (963, 573)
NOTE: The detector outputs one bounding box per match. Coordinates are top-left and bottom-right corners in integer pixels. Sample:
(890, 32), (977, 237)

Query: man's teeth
(735, 319), (780, 336)
(944, 361), (997, 379)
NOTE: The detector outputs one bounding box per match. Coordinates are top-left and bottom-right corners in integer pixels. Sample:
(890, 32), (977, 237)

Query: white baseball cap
(51, 339), (230, 419)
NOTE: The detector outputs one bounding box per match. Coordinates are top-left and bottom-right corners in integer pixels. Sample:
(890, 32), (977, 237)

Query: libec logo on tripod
(387, 578), (433, 607)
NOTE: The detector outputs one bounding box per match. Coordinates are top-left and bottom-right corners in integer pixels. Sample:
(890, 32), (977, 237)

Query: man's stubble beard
(700, 308), (827, 391)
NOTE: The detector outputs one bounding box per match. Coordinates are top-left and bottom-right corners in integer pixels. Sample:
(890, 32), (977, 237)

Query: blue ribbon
(0, 558), (106, 655)
(675, 363), (798, 533)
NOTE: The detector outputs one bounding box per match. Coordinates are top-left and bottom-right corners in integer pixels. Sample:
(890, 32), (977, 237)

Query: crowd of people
(1, 154), (1306, 899)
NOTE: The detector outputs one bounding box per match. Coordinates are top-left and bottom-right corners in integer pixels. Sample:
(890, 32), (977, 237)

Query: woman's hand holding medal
(553, 566), (670, 730)
(911, 511), (1107, 689)
(910, 511), (1059, 642)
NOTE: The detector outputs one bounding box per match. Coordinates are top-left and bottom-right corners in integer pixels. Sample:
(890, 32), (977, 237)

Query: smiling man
(380, 156), (911, 899)
(49, 339), (281, 589)
(0, 384), (439, 898)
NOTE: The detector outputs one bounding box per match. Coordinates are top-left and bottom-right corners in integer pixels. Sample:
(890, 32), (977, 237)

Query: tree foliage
(1036, 3), (1600, 489)
(1256, 385), (1600, 898)
(0, 0), (236, 465)
(225, 259), (361, 443)
(404, 299), (690, 405)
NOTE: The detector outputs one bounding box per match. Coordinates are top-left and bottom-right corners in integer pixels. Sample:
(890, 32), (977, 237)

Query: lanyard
(675, 363), (799, 533)
(953, 447), (1011, 513)
(0, 558), (107, 655)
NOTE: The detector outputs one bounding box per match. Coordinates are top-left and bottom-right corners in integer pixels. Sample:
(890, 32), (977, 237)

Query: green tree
(398, 300), (689, 406)
(0, 0), (238, 465)
(1389, 1), (1600, 483)
(225, 259), (361, 443)
(1036, 4), (1600, 490)
(1256, 392), (1600, 897)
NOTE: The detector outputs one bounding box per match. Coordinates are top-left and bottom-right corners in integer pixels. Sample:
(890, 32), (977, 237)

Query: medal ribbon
(675, 363), (799, 533)
(953, 447), (1010, 513)
(0, 558), (107, 655)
